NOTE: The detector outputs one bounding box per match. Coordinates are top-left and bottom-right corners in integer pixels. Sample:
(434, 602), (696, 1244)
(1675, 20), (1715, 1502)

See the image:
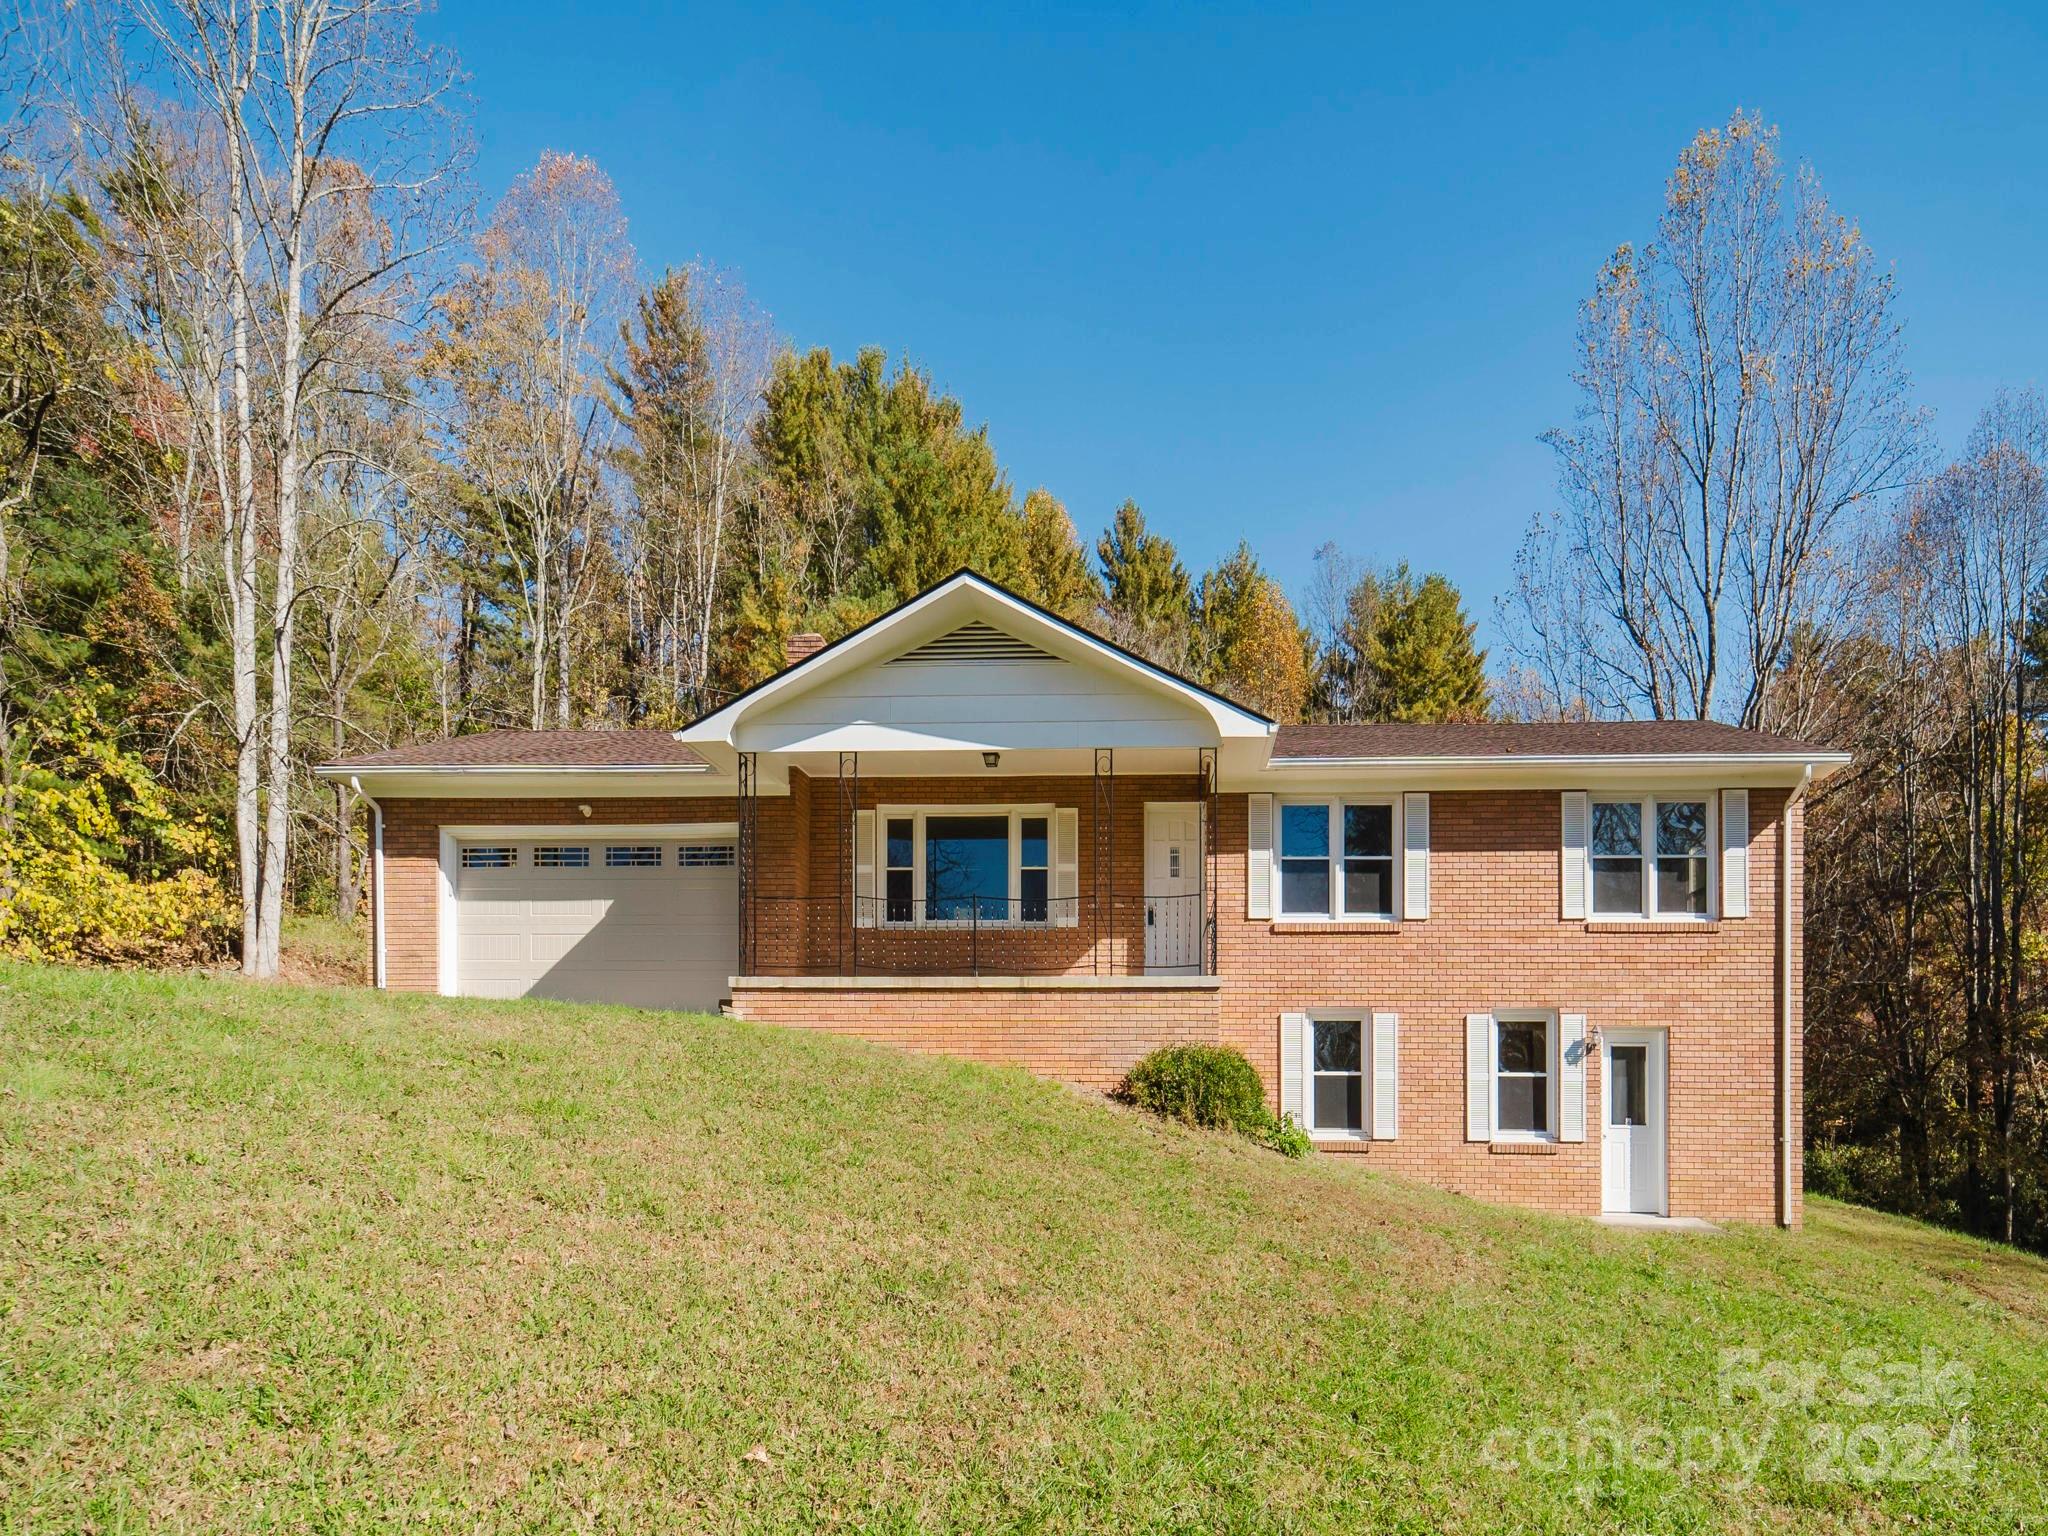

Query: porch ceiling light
(982, 752), (1000, 769)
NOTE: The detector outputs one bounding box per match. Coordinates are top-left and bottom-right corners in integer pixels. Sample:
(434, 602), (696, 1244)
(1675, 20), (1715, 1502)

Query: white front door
(1144, 802), (1202, 974)
(1602, 1028), (1668, 1215)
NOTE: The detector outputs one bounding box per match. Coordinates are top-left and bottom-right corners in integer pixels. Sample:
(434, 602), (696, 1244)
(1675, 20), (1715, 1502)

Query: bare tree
(1920, 392), (2048, 1242)
(1507, 110), (1923, 726)
(430, 150), (633, 728)
(71, 0), (467, 975)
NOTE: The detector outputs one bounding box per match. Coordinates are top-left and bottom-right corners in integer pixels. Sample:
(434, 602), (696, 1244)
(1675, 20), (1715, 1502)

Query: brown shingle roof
(1272, 720), (1839, 760)
(324, 720), (1839, 773)
(322, 729), (709, 771)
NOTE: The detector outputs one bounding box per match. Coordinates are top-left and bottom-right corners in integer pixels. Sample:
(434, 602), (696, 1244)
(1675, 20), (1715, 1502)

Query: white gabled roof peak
(676, 568), (1274, 750)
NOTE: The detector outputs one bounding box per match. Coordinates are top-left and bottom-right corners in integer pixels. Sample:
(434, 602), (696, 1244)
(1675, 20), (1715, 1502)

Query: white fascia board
(1231, 751), (1850, 793)
(676, 572), (1274, 751)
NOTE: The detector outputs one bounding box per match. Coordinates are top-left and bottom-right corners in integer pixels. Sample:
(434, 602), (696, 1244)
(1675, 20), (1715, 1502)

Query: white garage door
(454, 837), (739, 1011)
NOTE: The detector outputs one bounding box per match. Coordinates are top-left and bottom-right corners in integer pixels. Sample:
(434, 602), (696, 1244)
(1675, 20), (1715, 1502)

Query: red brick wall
(729, 983), (1221, 1092)
(1209, 788), (1799, 1226)
(372, 780), (1803, 1226)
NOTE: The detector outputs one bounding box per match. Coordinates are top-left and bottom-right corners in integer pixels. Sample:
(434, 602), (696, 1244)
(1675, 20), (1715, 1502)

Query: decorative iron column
(1093, 747), (1114, 976)
(737, 751), (758, 975)
(838, 751), (859, 976)
(1200, 746), (1218, 977)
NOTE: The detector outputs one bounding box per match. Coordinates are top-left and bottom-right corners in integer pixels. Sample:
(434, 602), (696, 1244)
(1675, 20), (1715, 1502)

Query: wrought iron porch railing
(743, 892), (1210, 977)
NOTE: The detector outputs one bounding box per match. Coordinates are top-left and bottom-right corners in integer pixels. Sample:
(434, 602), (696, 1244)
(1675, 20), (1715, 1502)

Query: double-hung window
(1309, 1016), (1365, 1135)
(881, 808), (1056, 926)
(1278, 799), (1397, 920)
(1589, 795), (1713, 919)
(1494, 1013), (1552, 1138)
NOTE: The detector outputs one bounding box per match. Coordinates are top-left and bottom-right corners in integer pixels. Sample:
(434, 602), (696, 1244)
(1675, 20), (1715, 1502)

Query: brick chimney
(783, 632), (827, 669)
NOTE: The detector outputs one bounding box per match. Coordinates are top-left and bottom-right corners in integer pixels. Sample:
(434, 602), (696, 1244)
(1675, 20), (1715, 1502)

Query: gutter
(312, 763), (713, 780)
(1266, 751), (1853, 773)
(1778, 764), (1813, 1228)
(350, 776), (387, 990)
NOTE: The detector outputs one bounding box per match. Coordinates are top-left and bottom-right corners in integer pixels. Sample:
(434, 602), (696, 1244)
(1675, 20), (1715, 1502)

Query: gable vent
(886, 621), (1062, 666)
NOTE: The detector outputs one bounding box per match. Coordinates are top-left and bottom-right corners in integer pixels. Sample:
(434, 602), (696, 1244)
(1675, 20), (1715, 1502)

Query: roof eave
(1261, 749), (1851, 782)
(311, 762), (717, 781)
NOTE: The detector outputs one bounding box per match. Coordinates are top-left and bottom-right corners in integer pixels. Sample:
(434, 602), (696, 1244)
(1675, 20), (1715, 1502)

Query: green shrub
(0, 686), (236, 966)
(1119, 1045), (1309, 1158)
(1261, 1112), (1312, 1160)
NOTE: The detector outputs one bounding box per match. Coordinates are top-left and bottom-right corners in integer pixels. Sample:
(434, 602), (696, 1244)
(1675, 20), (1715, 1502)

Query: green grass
(0, 963), (2042, 1533)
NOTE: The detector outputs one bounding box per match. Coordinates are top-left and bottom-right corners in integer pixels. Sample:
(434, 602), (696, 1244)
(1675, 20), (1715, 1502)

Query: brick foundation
(727, 981), (1222, 1093)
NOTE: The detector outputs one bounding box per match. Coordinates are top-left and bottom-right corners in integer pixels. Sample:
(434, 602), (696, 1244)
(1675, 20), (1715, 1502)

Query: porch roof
(672, 571), (1278, 781)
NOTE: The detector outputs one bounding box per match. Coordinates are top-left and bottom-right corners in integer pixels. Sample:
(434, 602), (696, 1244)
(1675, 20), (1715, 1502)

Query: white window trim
(1304, 1009), (1372, 1141)
(878, 804), (1059, 929)
(1490, 1008), (1559, 1144)
(1585, 791), (1719, 922)
(1274, 796), (1402, 923)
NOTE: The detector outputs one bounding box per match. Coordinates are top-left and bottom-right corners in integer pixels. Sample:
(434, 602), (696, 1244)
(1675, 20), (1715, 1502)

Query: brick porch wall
(727, 982), (1222, 1093)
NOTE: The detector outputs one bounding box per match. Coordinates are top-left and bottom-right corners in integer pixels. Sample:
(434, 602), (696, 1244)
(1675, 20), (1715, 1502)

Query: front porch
(732, 747), (1226, 981)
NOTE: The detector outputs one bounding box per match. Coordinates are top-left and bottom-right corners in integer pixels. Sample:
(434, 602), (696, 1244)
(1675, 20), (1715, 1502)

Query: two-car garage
(448, 832), (739, 1011)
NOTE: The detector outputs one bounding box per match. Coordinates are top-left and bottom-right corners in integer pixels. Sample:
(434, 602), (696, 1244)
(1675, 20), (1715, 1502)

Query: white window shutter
(1280, 1011), (1308, 1125)
(1559, 1013), (1588, 1142)
(1561, 791), (1590, 920)
(1247, 794), (1274, 920)
(854, 810), (878, 928)
(1402, 792), (1430, 919)
(1053, 807), (1081, 927)
(1721, 789), (1750, 918)
(1465, 1013), (1493, 1142)
(1371, 1011), (1399, 1139)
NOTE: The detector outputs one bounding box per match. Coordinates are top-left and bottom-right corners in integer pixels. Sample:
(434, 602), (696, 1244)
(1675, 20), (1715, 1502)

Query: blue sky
(423, 1), (2048, 652)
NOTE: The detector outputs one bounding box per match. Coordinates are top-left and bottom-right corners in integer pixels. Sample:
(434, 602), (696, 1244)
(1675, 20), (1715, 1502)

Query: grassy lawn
(1, 963), (2042, 1533)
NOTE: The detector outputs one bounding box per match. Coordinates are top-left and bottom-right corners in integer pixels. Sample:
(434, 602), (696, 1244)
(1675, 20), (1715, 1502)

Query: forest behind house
(0, 7), (2043, 1251)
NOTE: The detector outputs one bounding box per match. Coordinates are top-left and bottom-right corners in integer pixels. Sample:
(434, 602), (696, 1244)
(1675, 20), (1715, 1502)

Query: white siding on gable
(735, 643), (1222, 754)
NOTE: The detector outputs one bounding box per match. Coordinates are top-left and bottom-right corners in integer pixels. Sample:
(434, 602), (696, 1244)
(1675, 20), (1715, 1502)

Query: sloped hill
(0, 963), (2041, 1533)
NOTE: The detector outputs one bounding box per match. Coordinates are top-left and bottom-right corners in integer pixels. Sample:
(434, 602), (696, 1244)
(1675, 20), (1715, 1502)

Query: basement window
(1494, 1012), (1554, 1139)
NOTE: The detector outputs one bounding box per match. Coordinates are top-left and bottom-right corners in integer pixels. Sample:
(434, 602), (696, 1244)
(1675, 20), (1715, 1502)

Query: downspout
(350, 776), (387, 989)
(1778, 765), (1812, 1228)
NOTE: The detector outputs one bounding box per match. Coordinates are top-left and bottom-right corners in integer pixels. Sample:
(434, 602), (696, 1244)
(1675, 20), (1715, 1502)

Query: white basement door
(454, 837), (739, 1011)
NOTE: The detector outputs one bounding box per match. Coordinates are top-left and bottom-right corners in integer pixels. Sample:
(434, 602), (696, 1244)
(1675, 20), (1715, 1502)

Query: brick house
(318, 570), (1847, 1226)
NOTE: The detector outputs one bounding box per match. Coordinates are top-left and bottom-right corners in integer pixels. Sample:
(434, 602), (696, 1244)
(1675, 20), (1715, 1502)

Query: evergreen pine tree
(1095, 499), (1193, 668)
